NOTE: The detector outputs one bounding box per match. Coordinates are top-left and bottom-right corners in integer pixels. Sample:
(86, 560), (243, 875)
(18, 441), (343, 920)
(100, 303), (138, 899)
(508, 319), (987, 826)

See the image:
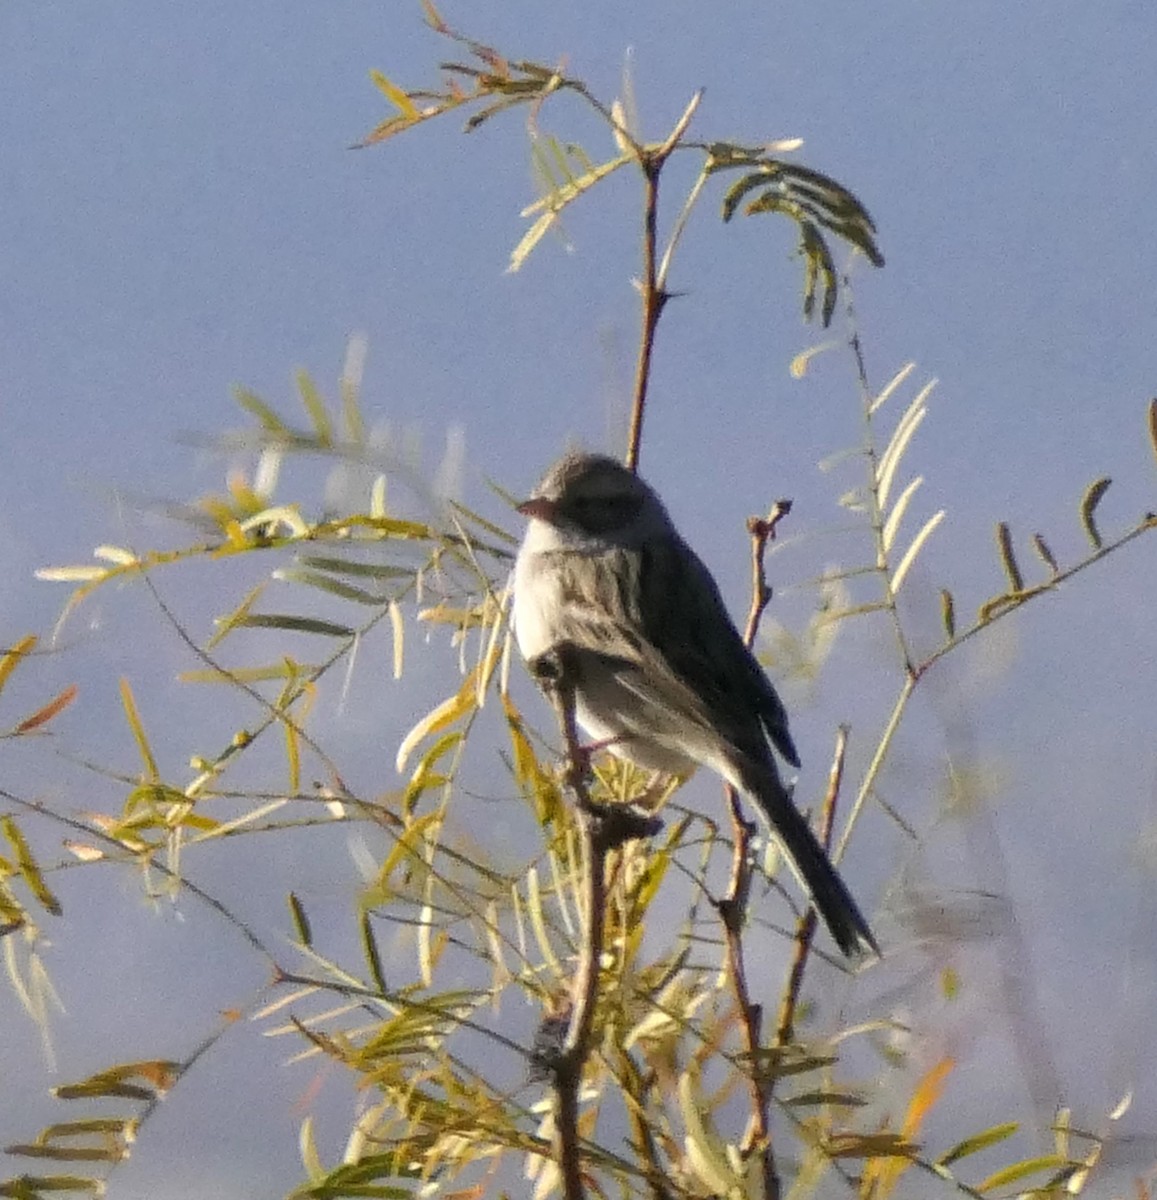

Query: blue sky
(2, 2), (1156, 1196)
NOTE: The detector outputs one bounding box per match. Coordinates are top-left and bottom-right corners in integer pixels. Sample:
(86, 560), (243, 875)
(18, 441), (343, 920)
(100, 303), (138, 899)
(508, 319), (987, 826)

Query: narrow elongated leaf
(274, 568), (387, 605)
(484, 898), (509, 986)
(36, 564), (111, 584)
(0, 634), (37, 694)
(4, 1145), (124, 1163)
(524, 867), (559, 976)
(0, 1175), (105, 1196)
(388, 600), (405, 680)
(234, 387), (294, 435)
(507, 209), (559, 274)
(236, 615), (356, 638)
(502, 692), (562, 824)
(52, 1061), (180, 1101)
(14, 685), (78, 734)
(340, 333), (368, 445)
(827, 1132), (915, 1158)
(356, 515), (434, 539)
(180, 662), (319, 684)
(238, 505), (310, 538)
(520, 149), (631, 217)
(1032, 533), (1059, 575)
(283, 717), (301, 794)
(369, 69), (419, 119)
(995, 522), (1024, 592)
(785, 1090), (866, 1107)
(609, 97), (632, 154)
(119, 679), (157, 782)
(447, 499), (520, 546)
(417, 899), (434, 986)
(976, 1154), (1069, 1193)
(678, 1070), (740, 1194)
(1079, 476), (1112, 548)
(868, 362), (917, 416)
(741, 1047), (836, 1078)
(360, 910), (387, 994)
(818, 601), (890, 624)
(299, 1114), (325, 1184)
(395, 666), (480, 772)
(940, 589), (956, 639)
(978, 593), (1023, 623)
(92, 545), (138, 565)
(877, 391), (929, 510)
(364, 810), (442, 904)
(287, 892), (312, 946)
(789, 341), (838, 379)
(891, 510), (945, 592)
(402, 729), (463, 813)
(937, 1121), (1018, 1166)
(881, 475), (923, 552)
(207, 584), (266, 650)
(296, 369), (334, 445)
(2, 817), (62, 916)
(295, 556), (413, 580)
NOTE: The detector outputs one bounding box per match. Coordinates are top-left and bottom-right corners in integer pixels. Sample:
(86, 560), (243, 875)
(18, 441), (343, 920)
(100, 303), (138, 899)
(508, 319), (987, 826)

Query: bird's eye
(567, 493), (639, 532)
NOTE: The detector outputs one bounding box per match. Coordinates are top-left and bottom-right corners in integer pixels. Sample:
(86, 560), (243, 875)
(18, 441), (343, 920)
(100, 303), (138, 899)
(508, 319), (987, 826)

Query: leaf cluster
(2, 11), (1155, 1200)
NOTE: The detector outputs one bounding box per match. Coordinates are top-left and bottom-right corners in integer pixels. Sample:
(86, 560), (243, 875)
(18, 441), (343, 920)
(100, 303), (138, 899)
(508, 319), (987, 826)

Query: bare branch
(714, 498), (793, 1200)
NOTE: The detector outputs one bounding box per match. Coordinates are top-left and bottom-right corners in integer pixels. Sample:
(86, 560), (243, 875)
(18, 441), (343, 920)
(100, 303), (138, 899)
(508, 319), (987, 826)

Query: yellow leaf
(370, 69), (419, 119)
(119, 679), (158, 782)
(395, 668), (479, 772)
(937, 1121), (1018, 1167)
(976, 1154), (1069, 1193)
(902, 1057), (953, 1138)
(0, 634), (37, 694)
(860, 1058), (952, 1198)
(2, 816), (62, 915)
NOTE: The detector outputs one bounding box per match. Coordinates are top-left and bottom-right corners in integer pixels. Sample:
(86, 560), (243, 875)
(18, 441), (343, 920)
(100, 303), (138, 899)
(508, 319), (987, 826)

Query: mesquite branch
(536, 645), (653, 1200)
(716, 497), (792, 1200)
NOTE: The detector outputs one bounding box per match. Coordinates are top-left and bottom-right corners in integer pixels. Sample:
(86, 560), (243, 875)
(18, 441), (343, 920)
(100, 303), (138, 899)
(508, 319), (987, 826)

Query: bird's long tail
(743, 765), (878, 959)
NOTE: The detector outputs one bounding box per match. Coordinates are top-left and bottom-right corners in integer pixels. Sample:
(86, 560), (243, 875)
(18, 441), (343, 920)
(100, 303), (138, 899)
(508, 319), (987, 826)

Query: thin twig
(624, 92), (703, 473)
(916, 516), (1156, 676)
(556, 805), (609, 1200)
(536, 648), (610, 1200)
(742, 501), (793, 646)
(626, 161), (664, 474)
(834, 672), (914, 864)
(716, 499), (792, 1200)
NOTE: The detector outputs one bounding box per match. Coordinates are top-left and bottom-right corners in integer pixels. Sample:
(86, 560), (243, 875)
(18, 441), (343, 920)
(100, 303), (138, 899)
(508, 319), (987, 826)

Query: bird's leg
(530, 644), (661, 843)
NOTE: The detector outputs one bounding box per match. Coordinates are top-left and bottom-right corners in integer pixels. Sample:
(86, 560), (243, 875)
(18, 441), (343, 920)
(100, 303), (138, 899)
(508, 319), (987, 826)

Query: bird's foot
(578, 798), (663, 847)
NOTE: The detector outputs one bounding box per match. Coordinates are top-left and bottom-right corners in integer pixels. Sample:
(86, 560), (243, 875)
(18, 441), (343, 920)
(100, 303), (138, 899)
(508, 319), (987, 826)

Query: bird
(512, 451), (877, 958)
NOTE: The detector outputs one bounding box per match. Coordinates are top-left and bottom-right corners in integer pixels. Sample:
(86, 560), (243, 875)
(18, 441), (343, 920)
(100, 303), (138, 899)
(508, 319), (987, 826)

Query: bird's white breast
(512, 520), (565, 662)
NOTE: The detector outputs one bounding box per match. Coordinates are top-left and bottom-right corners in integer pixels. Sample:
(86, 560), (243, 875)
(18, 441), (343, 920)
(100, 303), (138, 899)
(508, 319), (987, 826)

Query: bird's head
(518, 453), (672, 545)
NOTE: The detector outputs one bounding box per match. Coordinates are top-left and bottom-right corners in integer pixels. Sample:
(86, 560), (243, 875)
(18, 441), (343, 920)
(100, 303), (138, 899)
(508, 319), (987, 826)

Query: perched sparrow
(513, 451), (877, 958)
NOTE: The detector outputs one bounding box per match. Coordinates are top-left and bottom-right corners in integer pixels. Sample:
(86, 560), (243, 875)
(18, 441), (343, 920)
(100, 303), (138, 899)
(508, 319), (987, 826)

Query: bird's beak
(516, 496), (558, 522)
